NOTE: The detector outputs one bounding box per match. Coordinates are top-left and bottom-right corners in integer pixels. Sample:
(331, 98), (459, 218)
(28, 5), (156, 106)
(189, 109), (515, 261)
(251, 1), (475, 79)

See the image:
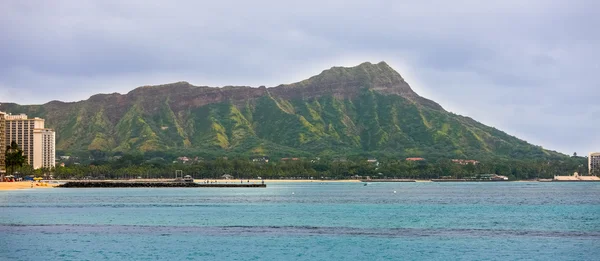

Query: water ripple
(2, 224), (598, 239)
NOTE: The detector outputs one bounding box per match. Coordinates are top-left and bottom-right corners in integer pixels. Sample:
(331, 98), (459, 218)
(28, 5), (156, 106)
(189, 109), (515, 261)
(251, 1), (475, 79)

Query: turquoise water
(1, 182), (599, 260)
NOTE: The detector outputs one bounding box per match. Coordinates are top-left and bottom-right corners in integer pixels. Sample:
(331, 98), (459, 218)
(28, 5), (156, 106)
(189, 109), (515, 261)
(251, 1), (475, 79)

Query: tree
(573, 152), (577, 157)
(5, 141), (27, 177)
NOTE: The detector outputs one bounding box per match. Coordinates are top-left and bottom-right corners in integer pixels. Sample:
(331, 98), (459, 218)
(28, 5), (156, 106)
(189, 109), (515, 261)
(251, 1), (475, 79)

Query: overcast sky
(1, 0), (598, 155)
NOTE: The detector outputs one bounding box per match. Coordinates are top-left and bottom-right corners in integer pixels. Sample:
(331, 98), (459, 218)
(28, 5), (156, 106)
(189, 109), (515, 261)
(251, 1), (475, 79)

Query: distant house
(252, 156), (270, 163)
(176, 156), (190, 163)
(452, 159), (480, 165)
(479, 174), (509, 181)
(281, 158), (300, 162)
(406, 157), (425, 161)
(367, 158), (380, 167)
(221, 174), (233, 179)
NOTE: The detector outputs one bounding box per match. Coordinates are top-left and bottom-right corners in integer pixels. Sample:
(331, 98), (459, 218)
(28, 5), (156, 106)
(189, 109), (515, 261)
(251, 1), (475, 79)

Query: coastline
(0, 181), (59, 191)
(3, 178), (598, 191)
(122, 179), (361, 183)
(0, 179), (360, 191)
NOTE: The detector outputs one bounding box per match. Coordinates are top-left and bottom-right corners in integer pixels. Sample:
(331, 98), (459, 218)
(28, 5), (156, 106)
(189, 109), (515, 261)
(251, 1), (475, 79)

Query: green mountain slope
(0, 62), (564, 160)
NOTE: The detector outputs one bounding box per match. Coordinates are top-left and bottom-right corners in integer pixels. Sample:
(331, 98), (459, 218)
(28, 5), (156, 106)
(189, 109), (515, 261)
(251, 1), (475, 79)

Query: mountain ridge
(0, 62), (564, 160)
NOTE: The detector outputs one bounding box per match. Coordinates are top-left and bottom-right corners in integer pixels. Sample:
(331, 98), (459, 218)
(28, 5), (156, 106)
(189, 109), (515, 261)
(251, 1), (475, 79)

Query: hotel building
(590, 152), (600, 176)
(37, 128), (56, 169)
(5, 114), (55, 169)
(0, 112), (5, 174)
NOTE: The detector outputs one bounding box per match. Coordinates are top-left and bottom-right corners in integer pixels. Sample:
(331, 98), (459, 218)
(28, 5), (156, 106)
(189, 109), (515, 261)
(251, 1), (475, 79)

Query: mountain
(0, 62), (563, 160)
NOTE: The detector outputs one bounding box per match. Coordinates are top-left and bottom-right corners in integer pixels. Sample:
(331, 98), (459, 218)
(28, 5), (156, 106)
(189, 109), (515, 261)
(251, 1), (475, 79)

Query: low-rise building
(367, 158), (380, 167)
(452, 159), (480, 165)
(251, 156), (269, 163)
(176, 156), (190, 163)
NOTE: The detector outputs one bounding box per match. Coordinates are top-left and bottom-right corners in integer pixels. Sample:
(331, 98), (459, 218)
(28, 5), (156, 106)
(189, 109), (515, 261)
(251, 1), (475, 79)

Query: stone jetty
(58, 181), (266, 188)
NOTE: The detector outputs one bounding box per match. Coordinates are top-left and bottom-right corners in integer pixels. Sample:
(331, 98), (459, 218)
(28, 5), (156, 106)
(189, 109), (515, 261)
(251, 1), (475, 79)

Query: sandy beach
(0, 179), (360, 190)
(0, 181), (59, 191)
(0, 179), (556, 191)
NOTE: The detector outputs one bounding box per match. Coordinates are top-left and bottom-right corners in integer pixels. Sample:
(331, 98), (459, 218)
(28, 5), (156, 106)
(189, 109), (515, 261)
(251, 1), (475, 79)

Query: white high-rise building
(5, 114), (55, 169)
(36, 129), (56, 169)
(0, 112), (5, 174)
(590, 152), (600, 176)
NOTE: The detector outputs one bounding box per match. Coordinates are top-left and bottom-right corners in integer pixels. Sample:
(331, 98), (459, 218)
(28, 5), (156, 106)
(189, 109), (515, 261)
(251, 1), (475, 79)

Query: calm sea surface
(1, 182), (599, 260)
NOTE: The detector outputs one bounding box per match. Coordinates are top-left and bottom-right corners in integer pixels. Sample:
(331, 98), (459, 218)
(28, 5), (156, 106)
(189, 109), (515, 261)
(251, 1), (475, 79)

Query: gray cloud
(1, 0), (598, 154)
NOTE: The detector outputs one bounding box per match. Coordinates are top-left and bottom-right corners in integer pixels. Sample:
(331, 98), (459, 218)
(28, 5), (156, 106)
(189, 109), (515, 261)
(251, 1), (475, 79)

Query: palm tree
(5, 141), (27, 177)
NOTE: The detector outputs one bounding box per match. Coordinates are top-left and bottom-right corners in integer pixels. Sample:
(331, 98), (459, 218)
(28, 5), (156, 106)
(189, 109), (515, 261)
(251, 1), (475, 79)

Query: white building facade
(37, 128), (56, 169)
(0, 112), (5, 174)
(590, 152), (600, 176)
(5, 114), (55, 169)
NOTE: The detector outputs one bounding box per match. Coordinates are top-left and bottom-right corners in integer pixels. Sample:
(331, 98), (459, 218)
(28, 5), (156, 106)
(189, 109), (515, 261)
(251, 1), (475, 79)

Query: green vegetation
(0, 61), (566, 162)
(5, 141), (27, 176)
(27, 153), (588, 181)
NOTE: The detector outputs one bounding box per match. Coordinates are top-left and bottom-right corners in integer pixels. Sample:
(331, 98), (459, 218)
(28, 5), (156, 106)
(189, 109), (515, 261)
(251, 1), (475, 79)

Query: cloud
(1, 0), (598, 154)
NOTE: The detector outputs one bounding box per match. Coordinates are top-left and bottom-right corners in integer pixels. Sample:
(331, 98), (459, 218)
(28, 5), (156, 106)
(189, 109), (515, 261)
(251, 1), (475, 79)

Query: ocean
(1, 182), (599, 260)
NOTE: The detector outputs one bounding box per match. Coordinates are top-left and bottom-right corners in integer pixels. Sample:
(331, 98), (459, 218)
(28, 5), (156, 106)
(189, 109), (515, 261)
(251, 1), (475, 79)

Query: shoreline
(2, 179), (598, 191)
(0, 181), (59, 191)
(0, 179), (361, 191)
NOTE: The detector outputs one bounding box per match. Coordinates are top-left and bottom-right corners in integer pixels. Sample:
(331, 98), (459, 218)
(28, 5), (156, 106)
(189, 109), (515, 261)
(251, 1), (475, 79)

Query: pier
(58, 181), (267, 188)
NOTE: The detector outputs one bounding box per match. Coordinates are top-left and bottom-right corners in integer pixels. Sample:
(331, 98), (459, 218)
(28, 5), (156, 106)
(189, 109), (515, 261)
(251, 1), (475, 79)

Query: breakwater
(58, 181), (266, 188)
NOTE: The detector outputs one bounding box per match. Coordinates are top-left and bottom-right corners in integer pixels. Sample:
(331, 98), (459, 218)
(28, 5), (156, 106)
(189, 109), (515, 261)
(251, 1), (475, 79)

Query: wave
(0, 203), (233, 208)
(1, 224), (598, 239)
